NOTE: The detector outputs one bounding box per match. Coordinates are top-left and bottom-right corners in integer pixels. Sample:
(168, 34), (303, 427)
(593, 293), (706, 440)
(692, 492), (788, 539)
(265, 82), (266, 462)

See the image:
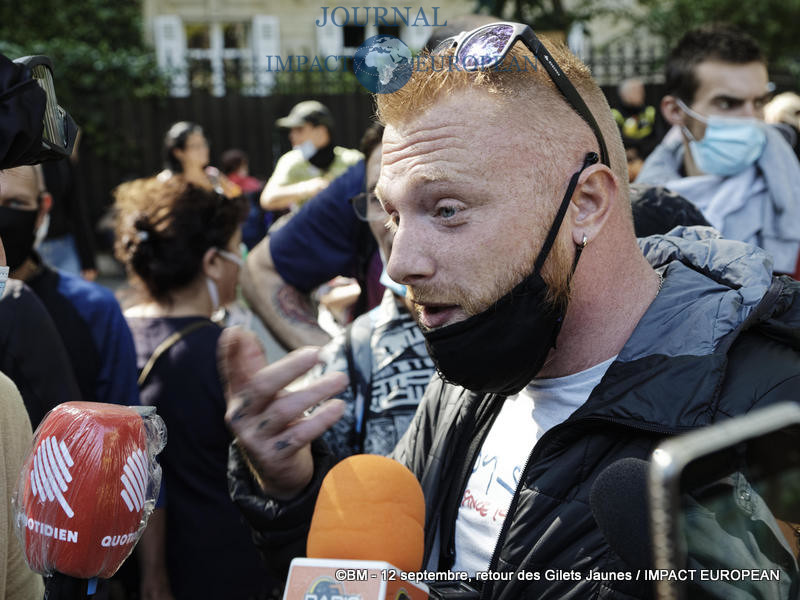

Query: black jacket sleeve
(227, 438), (338, 580)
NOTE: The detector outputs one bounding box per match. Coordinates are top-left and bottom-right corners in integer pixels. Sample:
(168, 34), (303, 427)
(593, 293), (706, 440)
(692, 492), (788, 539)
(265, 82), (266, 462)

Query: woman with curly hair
(113, 177), (276, 600)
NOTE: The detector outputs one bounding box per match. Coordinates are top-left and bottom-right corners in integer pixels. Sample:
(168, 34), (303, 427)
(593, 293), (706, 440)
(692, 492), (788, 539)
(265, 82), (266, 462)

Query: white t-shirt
(450, 356), (616, 575)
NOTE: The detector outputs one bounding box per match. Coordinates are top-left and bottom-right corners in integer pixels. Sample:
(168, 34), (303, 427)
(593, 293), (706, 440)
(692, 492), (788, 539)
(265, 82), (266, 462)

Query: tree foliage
(630, 0), (800, 84)
(0, 0), (167, 162)
(476, 0), (591, 31)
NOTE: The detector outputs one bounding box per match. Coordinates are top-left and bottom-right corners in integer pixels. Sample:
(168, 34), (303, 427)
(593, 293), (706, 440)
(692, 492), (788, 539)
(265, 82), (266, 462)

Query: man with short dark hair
(636, 24), (800, 275)
(223, 23), (800, 598)
(260, 100), (362, 211)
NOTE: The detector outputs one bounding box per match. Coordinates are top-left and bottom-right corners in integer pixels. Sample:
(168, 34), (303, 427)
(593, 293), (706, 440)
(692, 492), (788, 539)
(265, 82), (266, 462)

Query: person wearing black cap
(260, 100), (362, 212)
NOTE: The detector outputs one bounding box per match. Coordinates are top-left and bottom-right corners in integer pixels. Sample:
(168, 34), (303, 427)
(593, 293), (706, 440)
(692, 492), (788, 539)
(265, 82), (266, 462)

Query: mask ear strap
(533, 152), (599, 274)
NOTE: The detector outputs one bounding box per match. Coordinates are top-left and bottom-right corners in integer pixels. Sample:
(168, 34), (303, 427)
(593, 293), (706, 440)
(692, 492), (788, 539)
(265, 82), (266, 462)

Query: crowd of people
(1, 18), (800, 600)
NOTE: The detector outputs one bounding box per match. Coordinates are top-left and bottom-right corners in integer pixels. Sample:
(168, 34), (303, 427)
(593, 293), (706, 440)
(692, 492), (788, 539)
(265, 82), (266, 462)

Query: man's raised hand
(219, 327), (347, 500)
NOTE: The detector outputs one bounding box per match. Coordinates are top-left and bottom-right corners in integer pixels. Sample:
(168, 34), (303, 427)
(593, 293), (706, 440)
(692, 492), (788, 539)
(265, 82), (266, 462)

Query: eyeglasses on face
(350, 191), (386, 222)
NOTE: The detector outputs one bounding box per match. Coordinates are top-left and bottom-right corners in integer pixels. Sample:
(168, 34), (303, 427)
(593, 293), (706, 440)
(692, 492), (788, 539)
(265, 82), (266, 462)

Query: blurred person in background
(222, 148), (271, 251)
(0, 221), (45, 600)
(222, 149), (264, 194)
(636, 24), (800, 276)
(155, 122), (281, 358)
(610, 77), (663, 180)
(39, 132), (98, 280)
(0, 165), (139, 408)
(260, 100), (361, 211)
(242, 126), (385, 351)
(115, 176), (277, 600)
(765, 91), (800, 161)
(158, 121), (241, 199)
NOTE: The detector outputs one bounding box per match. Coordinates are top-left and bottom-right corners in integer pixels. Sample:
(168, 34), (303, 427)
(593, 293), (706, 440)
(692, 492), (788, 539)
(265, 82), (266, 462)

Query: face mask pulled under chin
(423, 270), (565, 396)
(295, 140), (317, 161)
(420, 152), (598, 396)
(678, 99), (767, 177)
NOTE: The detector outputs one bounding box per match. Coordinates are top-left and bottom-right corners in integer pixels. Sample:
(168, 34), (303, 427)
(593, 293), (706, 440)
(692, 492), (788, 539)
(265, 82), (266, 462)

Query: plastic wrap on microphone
(11, 401), (166, 579)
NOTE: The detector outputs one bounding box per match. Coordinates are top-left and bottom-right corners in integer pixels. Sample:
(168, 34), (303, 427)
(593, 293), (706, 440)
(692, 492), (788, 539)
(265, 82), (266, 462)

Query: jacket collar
(572, 228), (776, 430)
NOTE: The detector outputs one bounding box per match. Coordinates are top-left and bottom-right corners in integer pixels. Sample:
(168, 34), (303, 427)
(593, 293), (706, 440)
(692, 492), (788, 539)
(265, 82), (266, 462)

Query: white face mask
(206, 247), (243, 311)
(295, 140), (317, 161)
(216, 248), (244, 267)
(677, 99), (767, 176)
(205, 277), (220, 312)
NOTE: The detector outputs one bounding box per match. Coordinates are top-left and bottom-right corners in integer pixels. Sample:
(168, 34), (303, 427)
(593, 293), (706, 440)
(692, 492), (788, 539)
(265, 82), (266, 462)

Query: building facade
(143, 0), (470, 95)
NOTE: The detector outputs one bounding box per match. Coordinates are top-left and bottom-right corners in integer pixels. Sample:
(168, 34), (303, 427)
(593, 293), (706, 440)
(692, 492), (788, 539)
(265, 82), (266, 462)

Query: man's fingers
(269, 399), (347, 454)
(247, 345), (325, 400)
(253, 371), (349, 438)
(225, 345), (336, 426)
(218, 327), (268, 397)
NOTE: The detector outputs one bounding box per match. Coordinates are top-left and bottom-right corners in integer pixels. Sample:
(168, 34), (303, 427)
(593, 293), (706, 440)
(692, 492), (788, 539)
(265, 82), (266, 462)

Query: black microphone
(589, 457), (653, 571)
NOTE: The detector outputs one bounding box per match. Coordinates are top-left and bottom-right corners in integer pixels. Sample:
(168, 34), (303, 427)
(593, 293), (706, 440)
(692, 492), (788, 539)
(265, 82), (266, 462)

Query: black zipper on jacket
(479, 415), (686, 599)
(439, 395), (505, 572)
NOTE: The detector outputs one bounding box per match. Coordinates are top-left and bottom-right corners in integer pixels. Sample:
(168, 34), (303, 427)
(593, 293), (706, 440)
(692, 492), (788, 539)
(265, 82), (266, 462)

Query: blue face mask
(0, 266), (8, 298)
(380, 265), (406, 298)
(677, 99), (767, 177)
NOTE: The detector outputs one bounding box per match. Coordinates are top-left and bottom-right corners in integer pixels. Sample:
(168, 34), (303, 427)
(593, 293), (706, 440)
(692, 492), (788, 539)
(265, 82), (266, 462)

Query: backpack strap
(138, 320), (216, 388)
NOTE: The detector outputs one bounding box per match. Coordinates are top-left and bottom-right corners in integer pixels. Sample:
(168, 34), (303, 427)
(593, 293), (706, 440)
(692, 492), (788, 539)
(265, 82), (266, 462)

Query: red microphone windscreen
(307, 454), (425, 573)
(13, 402), (165, 579)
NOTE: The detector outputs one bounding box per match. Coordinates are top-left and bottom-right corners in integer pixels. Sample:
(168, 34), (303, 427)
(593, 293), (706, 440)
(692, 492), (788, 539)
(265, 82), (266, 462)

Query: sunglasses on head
(433, 21), (610, 168)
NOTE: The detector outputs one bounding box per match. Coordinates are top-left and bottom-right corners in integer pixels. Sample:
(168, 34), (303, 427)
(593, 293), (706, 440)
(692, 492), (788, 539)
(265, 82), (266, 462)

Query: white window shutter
(153, 15), (188, 97)
(402, 24), (432, 53)
(252, 16), (280, 95)
(316, 19), (344, 57)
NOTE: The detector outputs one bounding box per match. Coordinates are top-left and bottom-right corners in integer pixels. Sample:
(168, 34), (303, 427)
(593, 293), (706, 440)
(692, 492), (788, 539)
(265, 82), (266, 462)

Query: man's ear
(569, 165), (616, 246)
(661, 95), (686, 127)
(35, 191), (52, 229)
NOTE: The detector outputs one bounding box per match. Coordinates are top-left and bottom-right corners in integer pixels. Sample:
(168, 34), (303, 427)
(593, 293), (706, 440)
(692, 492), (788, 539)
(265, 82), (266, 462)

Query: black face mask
(308, 143), (335, 170)
(0, 206), (38, 270)
(422, 153), (599, 396)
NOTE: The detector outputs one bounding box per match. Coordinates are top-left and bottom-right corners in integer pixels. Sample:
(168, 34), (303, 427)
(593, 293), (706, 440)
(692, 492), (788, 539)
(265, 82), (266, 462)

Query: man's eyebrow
(712, 94), (745, 104)
(711, 92), (772, 104)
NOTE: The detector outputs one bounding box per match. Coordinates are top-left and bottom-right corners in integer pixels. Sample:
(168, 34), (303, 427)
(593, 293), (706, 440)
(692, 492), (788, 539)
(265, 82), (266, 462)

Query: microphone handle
(44, 572), (102, 600)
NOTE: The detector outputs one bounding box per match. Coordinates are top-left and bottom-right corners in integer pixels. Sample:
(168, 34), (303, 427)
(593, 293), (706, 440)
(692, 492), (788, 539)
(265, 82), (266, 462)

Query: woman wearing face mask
(158, 121), (242, 199)
(112, 177), (278, 600)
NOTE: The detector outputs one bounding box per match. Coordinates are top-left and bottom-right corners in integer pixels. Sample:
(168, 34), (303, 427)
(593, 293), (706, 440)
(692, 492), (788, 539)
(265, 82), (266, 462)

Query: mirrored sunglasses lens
(458, 24), (515, 71)
(432, 36), (456, 55)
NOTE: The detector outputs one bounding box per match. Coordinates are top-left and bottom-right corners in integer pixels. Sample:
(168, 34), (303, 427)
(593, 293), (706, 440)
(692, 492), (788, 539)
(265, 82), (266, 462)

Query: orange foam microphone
(283, 454), (429, 600)
(13, 402), (165, 596)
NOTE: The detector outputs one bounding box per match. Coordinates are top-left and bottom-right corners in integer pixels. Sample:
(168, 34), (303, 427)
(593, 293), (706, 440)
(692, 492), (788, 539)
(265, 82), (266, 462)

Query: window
(184, 22), (252, 95)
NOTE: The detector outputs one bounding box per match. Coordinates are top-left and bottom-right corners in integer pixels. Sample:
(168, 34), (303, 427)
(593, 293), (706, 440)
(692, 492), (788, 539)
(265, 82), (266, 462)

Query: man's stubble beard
(407, 229), (574, 327)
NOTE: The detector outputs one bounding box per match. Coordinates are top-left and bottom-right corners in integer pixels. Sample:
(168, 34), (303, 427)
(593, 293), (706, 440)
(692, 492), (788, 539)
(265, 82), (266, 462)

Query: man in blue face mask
(636, 24), (800, 277)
